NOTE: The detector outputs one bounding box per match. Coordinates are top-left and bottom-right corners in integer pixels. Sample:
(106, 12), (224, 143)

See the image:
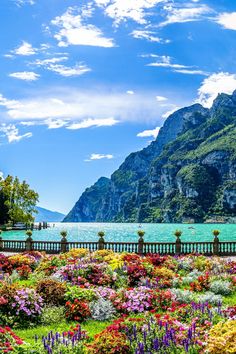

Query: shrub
(16, 264), (32, 279)
(209, 280), (232, 295)
(41, 306), (65, 325)
(121, 287), (154, 313)
(0, 326), (23, 352)
(127, 264), (147, 286)
(206, 320), (236, 353)
(8, 254), (36, 270)
(0, 283), (19, 324)
(65, 299), (91, 322)
(153, 266), (176, 279)
(65, 286), (97, 302)
(171, 289), (194, 304)
(87, 329), (130, 354)
(0, 254), (12, 274)
(197, 292), (223, 306)
(36, 279), (66, 305)
(182, 270), (203, 285)
(190, 272), (210, 292)
(11, 288), (43, 326)
(90, 297), (116, 321)
(66, 248), (90, 259)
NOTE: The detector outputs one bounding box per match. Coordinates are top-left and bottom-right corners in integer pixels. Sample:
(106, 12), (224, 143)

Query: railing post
(0, 236), (3, 252)
(174, 230), (182, 256)
(60, 231), (68, 253)
(98, 231), (105, 250)
(138, 230), (145, 255)
(25, 230), (33, 252)
(213, 230), (220, 256)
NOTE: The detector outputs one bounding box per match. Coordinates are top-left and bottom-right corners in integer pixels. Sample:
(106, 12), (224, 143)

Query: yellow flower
(206, 320), (236, 354)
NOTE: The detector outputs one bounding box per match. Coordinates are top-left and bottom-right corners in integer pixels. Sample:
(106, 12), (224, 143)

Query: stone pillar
(26, 235), (33, 252)
(213, 230), (220, 256)
(138, 230), (145, 255)
(175, 230), (182, 255)
(60, 231), (68, 253)
(98, 231), (105, 251)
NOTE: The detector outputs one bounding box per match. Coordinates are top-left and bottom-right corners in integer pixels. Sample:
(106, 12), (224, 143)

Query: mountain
(64, 91), (236, 223)
(35, 206), (65, 222)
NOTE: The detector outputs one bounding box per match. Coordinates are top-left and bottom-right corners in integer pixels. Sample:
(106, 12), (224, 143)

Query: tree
(0, 175), (39, 225)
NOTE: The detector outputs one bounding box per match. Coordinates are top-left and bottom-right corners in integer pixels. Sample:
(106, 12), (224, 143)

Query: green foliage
(0, 175), (38, 225)
(112, 170), (137, 190)
(65, 286), (97, 302)
(36, 279), (66, 306)
(40, 306), (65, 325)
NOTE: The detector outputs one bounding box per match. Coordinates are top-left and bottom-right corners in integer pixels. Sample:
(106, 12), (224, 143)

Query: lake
(2, 223), (236, 243)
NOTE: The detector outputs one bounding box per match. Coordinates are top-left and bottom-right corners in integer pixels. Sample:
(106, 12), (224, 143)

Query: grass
(223, 292), (236, 306)
(15, 320), (111, 345)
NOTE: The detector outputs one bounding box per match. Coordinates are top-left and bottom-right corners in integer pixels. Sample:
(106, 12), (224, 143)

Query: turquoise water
(2, 223), (236, 243)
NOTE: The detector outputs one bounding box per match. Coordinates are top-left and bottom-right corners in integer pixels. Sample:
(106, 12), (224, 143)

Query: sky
(0, 0), (236, 214)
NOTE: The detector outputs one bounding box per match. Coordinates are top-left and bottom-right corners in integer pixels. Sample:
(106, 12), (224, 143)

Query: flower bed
(0, 250), (235, 353)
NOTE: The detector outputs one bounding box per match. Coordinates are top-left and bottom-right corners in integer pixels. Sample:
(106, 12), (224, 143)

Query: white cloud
(131, 30), (169, 43)
(126, 90), (134, 95)
(147, 55), (191, 69)
(67, 118), (119, 130)
(159, 5), (212, 27)
(0, 94), (23, 110)
(32, 56), (69, 66)
(51, 7), (115, 47)
(9, 71), (40, 81)
(20, 121), (37, 126)
(94, 0), (165, 25)
(14, 0), (35, 6)
(0, 89), (184, 135)
(174, 69), (208, 76)
(197, 72), (236, 107)
(137, 126), (160, 139)
(13, 41), (37, 56)
(146, 55), (207, 75)
(45, 119), (68, 129)
(47, 63), (91, 77)
(31, 56), (90, 77)
(156, 95), (167, 102)
(85, 153), (114, 161)
(0, 171), (3, 179)
(216, 12), (236, 31)
(147, 54), (191, 69)
(0, 124), (32, 143)
(0, 89), (173, 124)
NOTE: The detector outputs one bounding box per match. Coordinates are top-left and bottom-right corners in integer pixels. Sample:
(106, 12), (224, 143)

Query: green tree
(0, 175), (39, 225)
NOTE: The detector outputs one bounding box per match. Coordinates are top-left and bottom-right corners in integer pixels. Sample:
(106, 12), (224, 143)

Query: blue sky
(0, 0), (236, 213)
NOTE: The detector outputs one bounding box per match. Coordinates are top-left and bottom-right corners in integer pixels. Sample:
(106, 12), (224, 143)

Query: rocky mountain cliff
(63, 91), (236, 223)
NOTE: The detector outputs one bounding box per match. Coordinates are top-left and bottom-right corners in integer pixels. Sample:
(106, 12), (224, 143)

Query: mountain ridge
(63, 91), (236, 223)
(35, 206), (65, 222)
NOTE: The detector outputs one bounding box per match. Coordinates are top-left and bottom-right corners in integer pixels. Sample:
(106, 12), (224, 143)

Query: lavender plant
(127, 317), (202, 354)
(17, 326), (87, 353)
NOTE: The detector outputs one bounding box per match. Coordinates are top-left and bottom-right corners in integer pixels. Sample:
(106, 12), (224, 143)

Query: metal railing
(0, 231), (235, 256)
